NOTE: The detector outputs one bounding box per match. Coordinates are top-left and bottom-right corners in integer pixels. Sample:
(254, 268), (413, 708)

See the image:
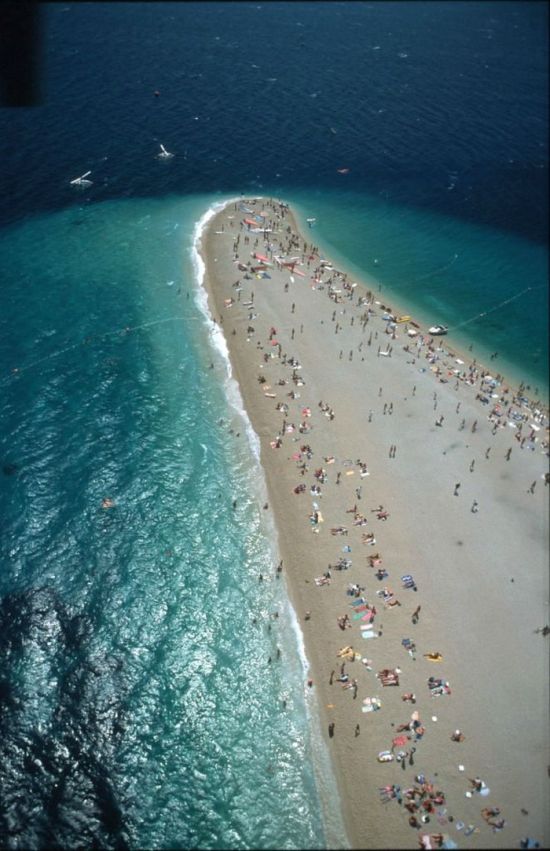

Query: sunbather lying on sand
(481, 807), (501, 822)
(418, 833), (445, 849)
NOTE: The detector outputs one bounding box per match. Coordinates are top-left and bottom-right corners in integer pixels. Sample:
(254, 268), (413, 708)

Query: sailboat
(158, 144), (174, 159)
(69, 170), (93, 187)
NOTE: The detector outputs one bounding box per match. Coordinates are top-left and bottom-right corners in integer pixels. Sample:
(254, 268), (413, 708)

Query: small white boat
(306, 217), (316, 228)
(429, 324), (448, 336)
(70, 170), (93, 187)
(158, 144), (174, 159)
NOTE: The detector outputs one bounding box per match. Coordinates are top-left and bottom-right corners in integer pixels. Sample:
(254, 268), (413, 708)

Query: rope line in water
(449, 284), (545, 331)
(398, 253), (460, 290)
(2, 316), (182, 384)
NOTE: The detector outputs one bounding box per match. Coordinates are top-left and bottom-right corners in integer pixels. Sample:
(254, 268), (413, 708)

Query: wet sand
(198, 197), (549, 850)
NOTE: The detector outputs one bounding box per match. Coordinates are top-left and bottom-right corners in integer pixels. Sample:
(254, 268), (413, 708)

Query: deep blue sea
(0, 2), (547, 848)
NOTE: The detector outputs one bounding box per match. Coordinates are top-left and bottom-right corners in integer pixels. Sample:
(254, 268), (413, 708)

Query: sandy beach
(198, 197), (549, 850)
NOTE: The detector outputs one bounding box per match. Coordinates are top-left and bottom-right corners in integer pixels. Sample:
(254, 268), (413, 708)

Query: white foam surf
(190, 196), (349, 849)
(190, 197), (262, 463)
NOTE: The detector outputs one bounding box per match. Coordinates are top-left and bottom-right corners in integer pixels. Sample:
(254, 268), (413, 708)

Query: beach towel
(336, 646), (353, 657)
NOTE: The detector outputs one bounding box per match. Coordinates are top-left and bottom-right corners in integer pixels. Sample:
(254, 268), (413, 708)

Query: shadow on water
(0, 586), (130, 849)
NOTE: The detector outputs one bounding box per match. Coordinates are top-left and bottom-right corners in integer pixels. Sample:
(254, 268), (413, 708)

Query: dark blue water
(0, 3), (547, 848)
(1, 2), (548, 243)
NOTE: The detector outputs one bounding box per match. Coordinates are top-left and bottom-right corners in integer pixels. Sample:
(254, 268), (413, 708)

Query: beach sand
(198, 198), (549, 849)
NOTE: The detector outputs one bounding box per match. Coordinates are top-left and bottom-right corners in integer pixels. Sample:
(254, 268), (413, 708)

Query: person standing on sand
(412, 605), (421, 624)
(454, 483), (461, 496)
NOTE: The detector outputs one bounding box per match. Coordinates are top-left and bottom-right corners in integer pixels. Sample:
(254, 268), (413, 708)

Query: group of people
(221, 197), (546, 848)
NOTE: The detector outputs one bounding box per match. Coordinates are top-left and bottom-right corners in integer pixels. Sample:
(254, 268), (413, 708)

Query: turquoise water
(0, 187), (546, 847)
(0, 196), (346, 849)
(0, 2), (547, 846)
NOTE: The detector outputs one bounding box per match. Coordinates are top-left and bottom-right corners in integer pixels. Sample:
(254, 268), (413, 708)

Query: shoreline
(289, 200), (549, 408)
(190, 201), (350, 848)
(197, 196), (549, 849)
